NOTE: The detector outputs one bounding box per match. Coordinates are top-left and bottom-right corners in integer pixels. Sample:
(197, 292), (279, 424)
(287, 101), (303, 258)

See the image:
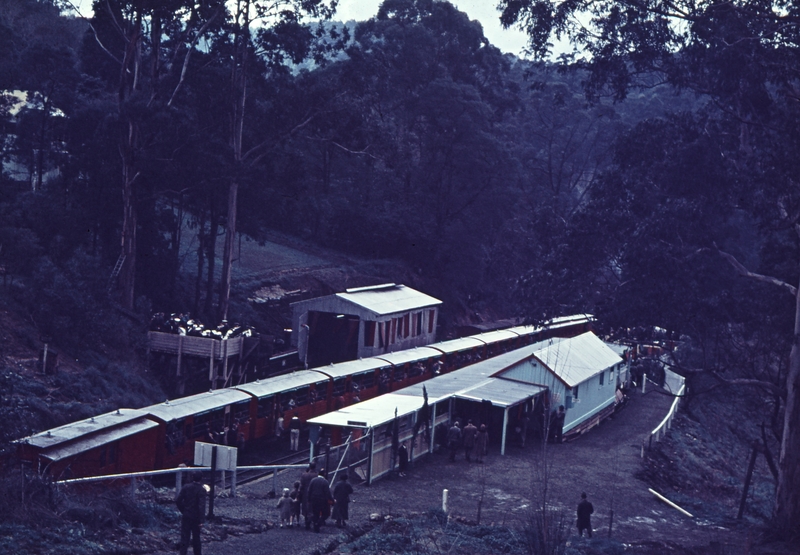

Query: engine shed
(291, 283), (442, 368)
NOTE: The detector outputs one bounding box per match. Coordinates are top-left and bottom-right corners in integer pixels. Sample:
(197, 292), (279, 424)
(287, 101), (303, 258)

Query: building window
(403, 314), (410, 338)
(599, 371), (604, 386)
(364, 321), (376, 347)
(428, 310), (435, 333)
(416, 312), (422, 335)
(572, 386), (579, 399)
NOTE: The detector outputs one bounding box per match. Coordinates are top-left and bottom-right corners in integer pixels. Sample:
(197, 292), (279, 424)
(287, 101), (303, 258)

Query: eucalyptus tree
(80, 0), (226, 310)
(497, 0), (800, 536)
(331, 0), (515, 283)
(208, 0), (340, 322)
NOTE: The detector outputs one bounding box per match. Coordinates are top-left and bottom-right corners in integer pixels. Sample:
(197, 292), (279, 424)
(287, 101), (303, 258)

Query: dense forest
(1, 0), (799, 543)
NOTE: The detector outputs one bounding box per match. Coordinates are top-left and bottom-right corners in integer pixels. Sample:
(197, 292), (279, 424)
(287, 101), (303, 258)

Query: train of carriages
(16, 315), (593, 480)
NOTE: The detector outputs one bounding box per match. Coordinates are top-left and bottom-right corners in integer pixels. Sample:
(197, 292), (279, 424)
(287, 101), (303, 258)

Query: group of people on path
(286, 461), (354, 532)
(446, 419), (488, 463)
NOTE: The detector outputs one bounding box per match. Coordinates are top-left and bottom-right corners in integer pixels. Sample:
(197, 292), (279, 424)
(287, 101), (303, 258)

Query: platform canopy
(308, 393), (425, 429)
(453, 379), (547, 407)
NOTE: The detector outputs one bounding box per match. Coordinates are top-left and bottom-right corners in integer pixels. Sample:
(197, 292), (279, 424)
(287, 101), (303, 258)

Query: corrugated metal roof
(428, 336), (487, 355)
(532, 332), (622, 387)
(454, 380), (547, 407)
(235, 370), (329, 397)
(374, 347), (443, 366)
(308, 394), (425, 428)
(310, 344), (553, 428)
(145, 389), (253, 422)
(335, 284), (441, 316)
(40, 419), (159, 462)
(473, 329), (520, 343)
(19, 409), (152, 449)
(314, 358), (392, 379)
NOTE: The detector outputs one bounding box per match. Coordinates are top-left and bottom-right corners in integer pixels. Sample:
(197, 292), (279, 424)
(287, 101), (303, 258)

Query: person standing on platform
(276, 487), (292, 528)
(447, 421), (462, 462)
(398, 441), (409, 477)
(289, 413), (301, 451)
(462, 420), (478, 462)
(307, 468), (334, 533)
(332, 474), (354, 528)
(475, 424), (488, 463)
(299, 461), (317, 530)
(577, 492), (594, 538)
(176, 471), (207, 555)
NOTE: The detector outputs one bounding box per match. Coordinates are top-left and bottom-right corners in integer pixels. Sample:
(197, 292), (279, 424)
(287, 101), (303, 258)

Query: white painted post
(442, 489), (448, 513)
(642, 374), (647, 394)
(177, 465), (187, 494)
(430, 402), (437, 454)
(501, 407), (509, 456)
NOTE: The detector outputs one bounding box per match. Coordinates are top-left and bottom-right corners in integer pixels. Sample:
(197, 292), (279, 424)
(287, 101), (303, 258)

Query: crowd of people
(284, 461), (355, 532)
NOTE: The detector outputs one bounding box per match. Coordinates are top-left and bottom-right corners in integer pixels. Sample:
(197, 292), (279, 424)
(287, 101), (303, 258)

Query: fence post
(176, 465), (185, 495)
(231, 468), (237, 498)
(442, 489), (449, 513)
(130, 477), (137, 499)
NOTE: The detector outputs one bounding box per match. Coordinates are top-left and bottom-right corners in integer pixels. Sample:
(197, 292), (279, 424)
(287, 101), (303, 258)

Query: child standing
(276, 488), (292, 528)
(290, 481), (301, 528)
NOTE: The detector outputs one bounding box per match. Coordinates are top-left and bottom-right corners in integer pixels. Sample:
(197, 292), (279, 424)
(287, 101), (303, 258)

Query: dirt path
(152, 386), (747, 555)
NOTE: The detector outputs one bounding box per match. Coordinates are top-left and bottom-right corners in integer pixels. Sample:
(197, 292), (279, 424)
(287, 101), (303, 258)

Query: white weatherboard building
(291, 284), (441, 367)
(497, 332), (626, 436)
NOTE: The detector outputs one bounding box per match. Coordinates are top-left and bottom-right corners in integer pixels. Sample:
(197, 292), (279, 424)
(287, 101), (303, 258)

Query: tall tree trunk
(118, 121), (138, 310)
(203, 214), (218, 320)
(218, 179), (238, 322)
(774, 279), (800, 538)
(194, 218), (206, 316)
(218, 0), (249, 322)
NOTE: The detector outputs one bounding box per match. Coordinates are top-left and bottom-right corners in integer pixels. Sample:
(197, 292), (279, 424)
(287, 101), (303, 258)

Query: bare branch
(709, 370), (784, 398)
(715, 244), (797, 297)
(168, 7), (224, 108)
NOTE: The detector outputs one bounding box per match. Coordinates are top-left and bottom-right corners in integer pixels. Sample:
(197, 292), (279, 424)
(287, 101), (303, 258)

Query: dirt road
(152, 385), (748, 555)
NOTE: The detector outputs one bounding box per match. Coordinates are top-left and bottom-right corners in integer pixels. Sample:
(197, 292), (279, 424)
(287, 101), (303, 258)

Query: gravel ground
(151, 387), (749, 555)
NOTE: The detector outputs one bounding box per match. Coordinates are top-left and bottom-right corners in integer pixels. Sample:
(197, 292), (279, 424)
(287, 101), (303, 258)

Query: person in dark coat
(550, 405), (566, 443)
(475, 424), (488, 463)
(306, 468), (334, 533)
(176, 471), (207, 555)
(398, 441), (409, 477)
(331, 474), (354, 528)
(447, 421), (462, 462)
(299, 461), (317, 529)
(577, 492), (594, 537)
(462, 420), (478, 462)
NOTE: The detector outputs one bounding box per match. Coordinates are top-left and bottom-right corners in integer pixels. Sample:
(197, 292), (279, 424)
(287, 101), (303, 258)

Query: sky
(70, 0), (532, 56)
(336, 0), (531, 55)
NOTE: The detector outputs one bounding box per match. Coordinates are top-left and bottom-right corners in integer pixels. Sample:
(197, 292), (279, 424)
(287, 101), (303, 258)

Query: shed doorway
(307, 311), (360, 367)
